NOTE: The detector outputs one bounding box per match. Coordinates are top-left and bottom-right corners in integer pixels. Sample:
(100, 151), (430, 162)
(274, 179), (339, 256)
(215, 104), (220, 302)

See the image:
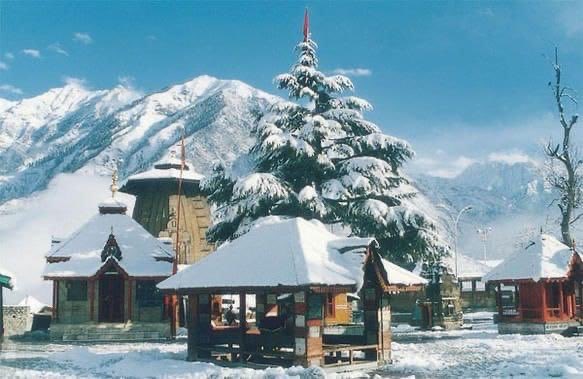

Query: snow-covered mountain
(416, 160), (552, 221)
(415, 159), (559, 260)
(0, 75), (278, 204)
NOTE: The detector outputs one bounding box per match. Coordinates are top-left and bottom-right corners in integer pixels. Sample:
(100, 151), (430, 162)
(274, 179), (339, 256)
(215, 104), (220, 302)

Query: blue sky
(2, 1), (583, 176)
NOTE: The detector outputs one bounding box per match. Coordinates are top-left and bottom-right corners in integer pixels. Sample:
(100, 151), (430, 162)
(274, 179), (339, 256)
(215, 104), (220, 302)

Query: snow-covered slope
(0, 76), (278, 204)
(415, 159), (561, 261)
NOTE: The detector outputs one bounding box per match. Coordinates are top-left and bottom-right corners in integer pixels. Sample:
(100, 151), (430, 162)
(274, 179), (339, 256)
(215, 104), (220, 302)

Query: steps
(51, 322), (171, 342)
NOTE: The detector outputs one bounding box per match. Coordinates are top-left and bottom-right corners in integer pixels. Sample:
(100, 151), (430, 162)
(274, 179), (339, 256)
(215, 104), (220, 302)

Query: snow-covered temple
(485, 233), (583, 335)
(0, 265), (13, 337)
(120, 154), (213, 265)
(43, 176), (175, 341)
(158, 217), (426, 370)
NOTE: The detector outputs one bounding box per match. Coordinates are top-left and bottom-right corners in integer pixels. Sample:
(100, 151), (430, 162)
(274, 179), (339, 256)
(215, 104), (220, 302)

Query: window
(325, 293), (336, 318)
(66, 281), (87, 301)
(136, 281), (163, 307)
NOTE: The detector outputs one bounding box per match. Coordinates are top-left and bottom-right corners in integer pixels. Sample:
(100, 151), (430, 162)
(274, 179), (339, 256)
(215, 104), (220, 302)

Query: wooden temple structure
(158, 217), (426, 370)
(120, 154), (213, 265)
(485, 233), (583, 335)
(0, 267), (13, 338)
(43, 175), (175, 341)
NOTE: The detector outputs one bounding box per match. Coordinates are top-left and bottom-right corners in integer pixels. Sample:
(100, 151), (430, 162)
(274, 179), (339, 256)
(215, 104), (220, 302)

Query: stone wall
(129, 280), (165, 323)
(55, 280), (91, 324)
(3, 306), (30, 336)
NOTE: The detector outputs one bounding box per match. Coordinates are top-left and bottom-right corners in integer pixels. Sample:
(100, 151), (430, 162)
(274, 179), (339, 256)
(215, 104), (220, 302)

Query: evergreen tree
(203, 12), (447, 266)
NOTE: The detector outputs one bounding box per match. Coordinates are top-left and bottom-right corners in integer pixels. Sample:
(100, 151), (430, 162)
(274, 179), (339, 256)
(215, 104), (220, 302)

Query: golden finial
(110, 168), (119, 198)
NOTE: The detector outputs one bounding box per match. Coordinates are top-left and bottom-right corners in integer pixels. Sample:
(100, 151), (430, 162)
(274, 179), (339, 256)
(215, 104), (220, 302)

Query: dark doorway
(99, 271), (125, 323)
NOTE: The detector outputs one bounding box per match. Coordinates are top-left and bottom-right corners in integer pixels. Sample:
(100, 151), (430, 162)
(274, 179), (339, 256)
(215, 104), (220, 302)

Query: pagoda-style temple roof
(120, 156), (204, 195)
(485, 233), (582, 283)
(44, 198), (174, 280)
(158, 217), (426, 294)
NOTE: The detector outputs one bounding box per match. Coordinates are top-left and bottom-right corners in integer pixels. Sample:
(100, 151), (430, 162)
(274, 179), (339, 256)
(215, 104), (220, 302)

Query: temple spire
(110, 168), (119, 198)
(303, 8), (310, 42)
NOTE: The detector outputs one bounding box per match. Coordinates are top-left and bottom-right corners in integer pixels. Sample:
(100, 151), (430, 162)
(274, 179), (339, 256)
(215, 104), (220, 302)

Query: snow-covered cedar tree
(203, 22), (448, 266)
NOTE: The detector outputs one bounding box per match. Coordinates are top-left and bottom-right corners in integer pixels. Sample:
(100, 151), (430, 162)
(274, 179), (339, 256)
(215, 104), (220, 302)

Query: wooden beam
(239, 292), (246, 363)
(89, 279), (95, 321)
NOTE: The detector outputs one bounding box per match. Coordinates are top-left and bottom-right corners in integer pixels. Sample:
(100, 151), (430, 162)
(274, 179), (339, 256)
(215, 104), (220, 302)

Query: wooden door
(99, 273), (125, 323)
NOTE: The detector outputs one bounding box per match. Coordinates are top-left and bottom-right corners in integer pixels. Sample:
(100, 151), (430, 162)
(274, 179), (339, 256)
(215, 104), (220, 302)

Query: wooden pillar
(127, 279), (133, 321)
(496, 283), (502, 317)
(54, 281), (60, 322)
(0, 287), (4, 337)
(187, 294), (199, 361)
(557, 282), (563, 319)
(363, 287), (379, 361)
(238, 292), (247, 362)
(377, 293), (392, 364)
(255, 293), (266, 325)
(540, 282), (547, 322)
(89, 279), (95, 321)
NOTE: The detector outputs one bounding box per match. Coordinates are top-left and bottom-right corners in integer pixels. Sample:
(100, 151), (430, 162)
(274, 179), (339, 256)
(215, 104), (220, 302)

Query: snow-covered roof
(380, 258), (428, 286)
(484, 233), (575, 282)
(123, 157), (204, 184)
(443, 253), (494, 279)
(44, 209), (174, 278)
(17, 295), (48, 314)
(158, 217), (373, 292)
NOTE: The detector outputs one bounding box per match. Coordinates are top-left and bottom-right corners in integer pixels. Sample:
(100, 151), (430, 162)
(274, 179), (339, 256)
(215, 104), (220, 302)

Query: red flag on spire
(303, 9), (310, 42)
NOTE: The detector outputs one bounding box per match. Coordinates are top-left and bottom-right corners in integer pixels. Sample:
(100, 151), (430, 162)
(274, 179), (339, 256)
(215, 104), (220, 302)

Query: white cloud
(62, 76), (87, 87)
(414, 154), (477, 178)
(73, 32), (93, 45)
(118, 75), (135, 88)
(0, 84), (23, 95)
(4, 52), (14, 60)
(48, 43), (69, 56)
(0, 61), (8, 70)
(22, 49), (41, 58)
(331, 68), (372, 77)
(488, 151), (533, 165)
(556, 3), (583, 36)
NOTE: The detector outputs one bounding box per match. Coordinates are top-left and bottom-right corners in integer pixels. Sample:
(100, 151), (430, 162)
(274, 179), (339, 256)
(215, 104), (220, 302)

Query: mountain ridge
(0, 75), (279, 204)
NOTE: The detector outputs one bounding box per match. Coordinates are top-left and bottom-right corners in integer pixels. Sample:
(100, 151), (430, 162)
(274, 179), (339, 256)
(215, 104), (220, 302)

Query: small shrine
(485, 233), (583, 335)
(0, 266), (13, 337)
(158, 217), (426, 370)
(43, 173), (175, 341)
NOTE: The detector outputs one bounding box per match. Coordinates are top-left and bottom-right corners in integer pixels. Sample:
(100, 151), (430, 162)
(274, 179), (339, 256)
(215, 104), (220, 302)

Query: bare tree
(544, 47), (583, 247)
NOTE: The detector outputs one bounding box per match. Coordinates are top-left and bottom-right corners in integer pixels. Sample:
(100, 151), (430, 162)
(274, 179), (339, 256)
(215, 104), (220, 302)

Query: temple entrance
(99, 271), (125, 323)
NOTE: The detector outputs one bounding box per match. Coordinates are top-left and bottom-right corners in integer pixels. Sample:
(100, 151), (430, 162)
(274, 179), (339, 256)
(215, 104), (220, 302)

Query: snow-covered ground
(1, 315), (581, 378)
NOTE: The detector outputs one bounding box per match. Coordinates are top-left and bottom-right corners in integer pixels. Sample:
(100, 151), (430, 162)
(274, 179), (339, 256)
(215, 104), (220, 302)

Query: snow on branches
(203, 26), (448, 266)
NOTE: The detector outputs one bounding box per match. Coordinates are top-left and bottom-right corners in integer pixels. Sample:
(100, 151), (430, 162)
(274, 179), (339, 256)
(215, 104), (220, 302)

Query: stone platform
(50, 322), (171, 342)
(498, 320), (581, 335)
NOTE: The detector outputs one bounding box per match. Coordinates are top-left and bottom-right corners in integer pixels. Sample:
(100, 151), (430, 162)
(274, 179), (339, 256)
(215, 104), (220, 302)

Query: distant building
(120, 155), (213, 265)
(158, 217), (427, 370)
(0, 266), (13, 337)
(485, 233), (583, 335)
(43, 177), (175, 341)
(444, 254), (499, 311)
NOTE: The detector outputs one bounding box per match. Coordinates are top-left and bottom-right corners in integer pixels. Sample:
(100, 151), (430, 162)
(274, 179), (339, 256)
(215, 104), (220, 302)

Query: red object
(303, 9), (309, 42)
